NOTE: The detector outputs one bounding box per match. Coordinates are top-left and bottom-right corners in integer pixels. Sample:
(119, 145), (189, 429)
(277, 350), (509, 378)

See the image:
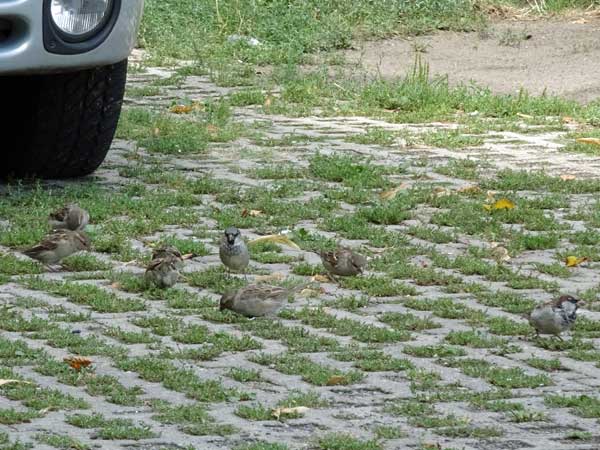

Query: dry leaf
(565, 256), (588, 267)
(249, 234), (300, 250)
(571, 18), (587, 24)
(170, 102), (203, 114)
(0, 379), (31, 386)
(516, 113), (534, 119)
(379, 183), (409, 200)
(299, 287), (323, 297)
(170, 104), (194, 114)
(241, 209), (264, 218)
(182, 253), (195, 260)
(491, 246), (511, 263)
(153, 127), (160, 137)
(562, 116), (575, 124)
(486, 190), (497, 202)
(456, 184), (481, 195)
(272, 406), (310, 420)
(206, 124), (219, 135)
(110, 282), (121, 289)
(255, 273), (285, 283)
(576, 137), (600, 146)
(326, 375), (347, 386)
(433, 187), (451, 198)
(484, 198), (515, 211)
(64, 357), (93, 371)
(560, 174), (576, 181)
(311, 274), (330, 283)
(264, 96), (273, 108)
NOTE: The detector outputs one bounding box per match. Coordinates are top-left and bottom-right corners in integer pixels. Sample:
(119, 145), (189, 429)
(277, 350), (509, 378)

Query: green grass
(331, 347), (414, 372)
(309, 153), (389, 189)
(0, 409), (41, 425)
(34, 433), (89, 450)
(66, 413), (157, 440)
(23, 278), (146, 313)
(442, 358), (552, 388)
(544, 394), (600, 418)
(318, 433), (382, 450)
(250, 352), (364, 386)
(140, 0), (485, 65)
(115, 356), (236, 402)
(283, 308), (411, 343)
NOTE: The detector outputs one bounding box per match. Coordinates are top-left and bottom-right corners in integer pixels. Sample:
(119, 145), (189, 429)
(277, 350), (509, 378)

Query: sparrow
(151, 245), (184, 268)
(527, 295), (585, 338)
(23, 230), (90, 265)
(145, 251), (183, 288)
(219, 283), (306, 317)
(219, 227), (249, 273)
(319, 247), (367, 277)
(48, 204), (89, 231)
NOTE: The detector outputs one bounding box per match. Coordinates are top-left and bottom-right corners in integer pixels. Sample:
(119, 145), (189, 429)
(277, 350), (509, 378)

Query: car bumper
(0, 0), (144, 75)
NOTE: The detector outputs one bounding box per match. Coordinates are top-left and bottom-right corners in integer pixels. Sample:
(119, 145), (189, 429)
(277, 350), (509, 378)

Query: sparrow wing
(49, 205), (70, 222)
(24, 232), (65, 255)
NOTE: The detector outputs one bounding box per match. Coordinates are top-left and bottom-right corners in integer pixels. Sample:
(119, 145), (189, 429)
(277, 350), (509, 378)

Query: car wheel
(1, 59), (127, 179)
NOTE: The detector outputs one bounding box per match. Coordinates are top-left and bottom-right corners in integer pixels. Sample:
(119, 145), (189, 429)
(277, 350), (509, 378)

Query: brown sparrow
(220, 283), (305, 317)
(219, 227), (249, 273)
(319, 247), (367, 277)
(145, 252), (183, 288)
(151, 246), (184, 268)
(48, 204), (89, 231)
(527, 295), (585, 338)
(23, 230), (90, 265)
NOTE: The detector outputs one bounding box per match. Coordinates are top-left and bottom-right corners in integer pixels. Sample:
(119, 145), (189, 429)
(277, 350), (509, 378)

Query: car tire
(0, 59), (128, 179)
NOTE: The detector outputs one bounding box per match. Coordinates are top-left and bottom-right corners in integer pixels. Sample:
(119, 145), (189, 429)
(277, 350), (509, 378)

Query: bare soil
(347, 18), (600, 103)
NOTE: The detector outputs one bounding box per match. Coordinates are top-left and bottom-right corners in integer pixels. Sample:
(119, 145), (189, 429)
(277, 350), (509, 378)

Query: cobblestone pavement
(1, 66), (600, 450)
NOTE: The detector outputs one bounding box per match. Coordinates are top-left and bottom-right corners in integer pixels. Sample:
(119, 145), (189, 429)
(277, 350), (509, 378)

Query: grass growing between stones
(4, 2), (600, 447)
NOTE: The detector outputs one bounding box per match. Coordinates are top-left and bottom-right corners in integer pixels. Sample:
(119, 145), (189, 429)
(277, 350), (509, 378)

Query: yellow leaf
(0, 379), (31, 386)
(170, 104), (194, 114)
(565, 256), (588, 267)
(170, 101), (203, 114)
(576, 138), (600, 146)
(485, 198), (515, 211)
(379, 183), (409, 200)
(433, 187), (451, 198)
(493, 198), (515, 210)
(311, 274), (330, 283)
(456, 184), (481, 195)
(264, 96), (273, 108)
(326, 375), (347, 386)
(241, 209), (264, 218)
(255, 273), (285, 283)
(491, 246), (510, 263)
(249, 234), (300, 250)
(272, 406), (310, 420)
(64, 357), (93, 371)
(299, 287), (323, 297)
(560, 174), (576, 181)
(516, 113), (534, 119)
(206, 124), (219, 135)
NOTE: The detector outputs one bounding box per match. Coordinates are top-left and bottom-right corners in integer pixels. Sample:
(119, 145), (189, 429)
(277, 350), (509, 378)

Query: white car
(0, 0), (144, 178)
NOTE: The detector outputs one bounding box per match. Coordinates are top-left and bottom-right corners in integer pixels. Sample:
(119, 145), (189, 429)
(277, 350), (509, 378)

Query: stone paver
(1, 66), (600, 450)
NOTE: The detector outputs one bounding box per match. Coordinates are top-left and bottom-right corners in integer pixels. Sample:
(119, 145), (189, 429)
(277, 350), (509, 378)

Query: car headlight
(50, 0), (113, 41)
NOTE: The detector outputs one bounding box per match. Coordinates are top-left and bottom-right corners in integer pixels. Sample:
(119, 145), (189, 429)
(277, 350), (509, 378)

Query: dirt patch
(347, 19), (600, 103)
